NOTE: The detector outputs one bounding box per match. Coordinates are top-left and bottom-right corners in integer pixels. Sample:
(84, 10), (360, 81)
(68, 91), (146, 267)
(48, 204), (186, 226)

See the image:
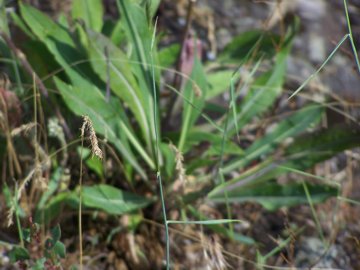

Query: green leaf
(210, 126), (360, 200)
(86, 29), (151, 145)
(219, 20), (298, 63)
(209, 181), (338, 211)
(72, 0), (104, 32)
(187, 206), (255, 245)
(54, 76), (148, 179)
(82, 184), (153, 215)
(206, 70), (235, 99)
(37, 168), (63, 210)
(184, 130), (244, 156)
(40, 192), (79, 224)
(285, 125), (360, 167)
(51, 224), (61, 243)
(9, 11), (36, 39)
(19, 3), (101, 86)
(225, 20), (299, 135)
(116, 0), (153, 86)
(223, 105), (324, 173)
(116, 0), (159, 152)
(53, 241), (66, 258)
(178, 57), (207, 151)
(20, 3), (75, 55)
(22, 228), (31, 243)
(9, 246), (30, 263)
(228, 43), (291, 134)
(2, 182), (13, 207)
(219, 31), (281, 62)
(158, 43), (180, 68)
(32, 258), (46, 270)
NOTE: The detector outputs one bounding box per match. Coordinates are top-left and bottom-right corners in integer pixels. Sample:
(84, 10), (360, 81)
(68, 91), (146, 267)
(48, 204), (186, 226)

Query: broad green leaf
(178, 57), (207, 151)
(143, 0), (161, 18)
(72, 0), (104, 32)
(9, 11), (36, 39)
(116, 0), (153, 85)
(20, 3), (75, 54)
(86, 30), (151, 145)
(40, 192), (79, 224)
(116, 0), (160, 159)
(53, 241), (66, 258)
(284, 125), (360, 169)
(184, 130), (244, 156)
(78, 146), (104, 177)
(22, 228), (31, 243)
(223, 105), (324, 173)
(54, 76), (148, 179)
(219, 31), (281, 62)
(209, 181), (338, 211)
(0, 0), (9, 34)
(159, 142), (176, 178)
(20, 3), (100, 85)
(51, 224), (61, 243)
(82, 184), (153, 215)
(210, 126), (360, 198)
(57, 12), (69, 28)
(206, 70), (235, 99)
(37, 168), (63, 210)
(32, 258), (46, 270)
(22, 40), (60, 83)
(158, 43), (180, 68)
(9, 247), (30, 263)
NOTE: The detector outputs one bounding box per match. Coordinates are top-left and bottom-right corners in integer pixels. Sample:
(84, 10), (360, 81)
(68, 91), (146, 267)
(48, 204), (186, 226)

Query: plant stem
(343, 0), (360, 73)
(78, 137), (84, 270)
(150, 18), (170, 269)
(13, 187), (24, 247)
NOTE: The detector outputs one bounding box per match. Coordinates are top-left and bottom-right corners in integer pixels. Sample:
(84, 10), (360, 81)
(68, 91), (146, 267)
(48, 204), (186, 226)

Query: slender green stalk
(13, 187), (24, 247)
(218, 170), (233, 233)
(167, 219), (242, 225)
(302, 181), (325, 243)
(230, 77), (239, 142)
(177, 92), (193, 151)
(158, 172), (170, 270)
(343, 0), (360, 73)
(288, 34), (349, 100)
(218, 91), (234, 233)
(150, 18), (170, 269)
(78, 136), (84, 270)
(337, 196), (360, 206)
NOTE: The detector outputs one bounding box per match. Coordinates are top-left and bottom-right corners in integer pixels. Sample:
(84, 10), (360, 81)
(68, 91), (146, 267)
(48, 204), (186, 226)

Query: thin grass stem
(343, 0), (360, 73)
(288, 34), (349, 100)
(78, 136), (84, 270)
(14, 186), (24, 248)
(302, 181), (325, 244)
(150, 18), (170, 269)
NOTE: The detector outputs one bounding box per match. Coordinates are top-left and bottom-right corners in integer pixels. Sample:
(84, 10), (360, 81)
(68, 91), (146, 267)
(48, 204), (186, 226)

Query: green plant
(0, 0), (359, 269)
(9, 220), (66, 270)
